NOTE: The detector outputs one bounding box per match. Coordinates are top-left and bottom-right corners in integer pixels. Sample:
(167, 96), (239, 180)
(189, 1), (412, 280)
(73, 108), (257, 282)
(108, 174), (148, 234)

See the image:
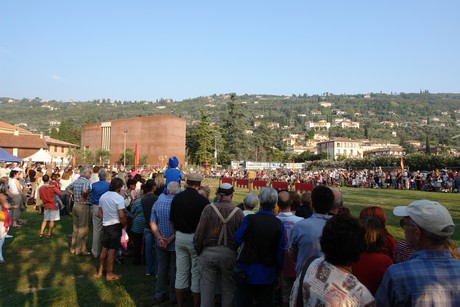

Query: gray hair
(167, 181), (181, 195)
(243, 193), (258, 209)
(259, 187), (278, 210)
(98, 168), (108, 181)
(80, 166), (90, 175)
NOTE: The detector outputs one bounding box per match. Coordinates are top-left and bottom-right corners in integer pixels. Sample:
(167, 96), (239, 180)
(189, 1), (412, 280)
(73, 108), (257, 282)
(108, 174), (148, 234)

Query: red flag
(400, 157), (404, 170)
(134, 143), (139, 167)
(73, 151), (77, 166)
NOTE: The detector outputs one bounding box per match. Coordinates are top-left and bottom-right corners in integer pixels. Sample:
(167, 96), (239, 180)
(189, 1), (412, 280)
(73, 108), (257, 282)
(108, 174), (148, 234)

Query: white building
(305, 120), (331, 131)
(339, 121), (360, 129)
(317, 138), (363, 160)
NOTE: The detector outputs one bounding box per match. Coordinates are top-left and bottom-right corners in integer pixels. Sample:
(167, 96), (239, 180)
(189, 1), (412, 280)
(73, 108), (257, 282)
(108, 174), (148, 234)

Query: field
(1, 179), (459, 306)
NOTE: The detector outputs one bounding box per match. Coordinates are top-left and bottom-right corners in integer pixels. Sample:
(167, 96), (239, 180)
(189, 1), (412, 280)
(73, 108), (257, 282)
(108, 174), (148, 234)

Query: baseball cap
(217, 183), (234, 196)
(393, 200), (455, 237)
(187, 173), (203, 182)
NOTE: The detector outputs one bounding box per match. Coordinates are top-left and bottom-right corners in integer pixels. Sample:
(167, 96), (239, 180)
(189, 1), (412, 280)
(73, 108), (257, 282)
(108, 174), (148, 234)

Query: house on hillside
(339, 120), (360, 129)
(365, 146), (405, 157)
(305, 120), (331, 131)
(317, 138), (363, 160)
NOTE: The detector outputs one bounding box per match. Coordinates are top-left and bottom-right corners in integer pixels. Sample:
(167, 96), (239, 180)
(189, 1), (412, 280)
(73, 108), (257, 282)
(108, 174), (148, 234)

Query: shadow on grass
(0, 207), (140, 306)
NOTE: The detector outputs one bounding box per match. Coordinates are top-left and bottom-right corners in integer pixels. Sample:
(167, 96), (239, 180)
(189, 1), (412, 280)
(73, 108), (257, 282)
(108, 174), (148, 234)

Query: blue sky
(0, 1), (459, 101)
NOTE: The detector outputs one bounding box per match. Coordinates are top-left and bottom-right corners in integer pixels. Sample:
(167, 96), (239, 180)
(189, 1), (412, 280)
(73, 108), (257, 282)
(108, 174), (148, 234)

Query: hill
(2, 92), (460, 153)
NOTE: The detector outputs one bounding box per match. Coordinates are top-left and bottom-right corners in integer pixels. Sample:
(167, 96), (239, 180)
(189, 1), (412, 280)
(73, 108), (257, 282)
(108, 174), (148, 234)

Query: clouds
(50, 74), (62, 81)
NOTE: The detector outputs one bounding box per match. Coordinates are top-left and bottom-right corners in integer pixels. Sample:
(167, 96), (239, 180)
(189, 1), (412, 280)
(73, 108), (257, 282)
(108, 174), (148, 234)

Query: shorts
(102, 223), (122, 250)
(175, 231), (200, 293)
(44, 209), (60, 221)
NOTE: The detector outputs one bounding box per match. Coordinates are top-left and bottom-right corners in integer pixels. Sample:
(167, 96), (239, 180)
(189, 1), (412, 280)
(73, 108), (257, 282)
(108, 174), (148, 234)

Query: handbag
(0, 210), (5, 222)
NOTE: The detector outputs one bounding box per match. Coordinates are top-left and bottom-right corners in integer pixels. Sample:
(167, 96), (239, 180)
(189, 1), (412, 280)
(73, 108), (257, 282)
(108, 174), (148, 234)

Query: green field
(1, 179), (459, 306)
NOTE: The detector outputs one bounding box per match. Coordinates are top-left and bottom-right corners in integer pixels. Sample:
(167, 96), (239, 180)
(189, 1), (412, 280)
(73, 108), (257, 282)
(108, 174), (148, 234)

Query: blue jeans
(144, 228), (158, 275)
(155, 247), (176, 302)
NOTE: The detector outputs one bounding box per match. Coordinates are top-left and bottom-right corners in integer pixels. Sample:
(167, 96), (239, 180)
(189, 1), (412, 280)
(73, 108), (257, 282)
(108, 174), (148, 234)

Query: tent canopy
(0, 147), (22, 163)
(23, 148), (52, 163)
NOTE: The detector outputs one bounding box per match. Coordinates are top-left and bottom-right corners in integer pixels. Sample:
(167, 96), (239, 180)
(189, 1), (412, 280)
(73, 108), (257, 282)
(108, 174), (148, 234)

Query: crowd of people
(214, 167), (460, 193)
(1, 159), (460, 306)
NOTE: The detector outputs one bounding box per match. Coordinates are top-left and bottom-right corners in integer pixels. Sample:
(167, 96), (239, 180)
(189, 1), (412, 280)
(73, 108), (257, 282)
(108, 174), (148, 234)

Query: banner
(134, 143), (139, 167)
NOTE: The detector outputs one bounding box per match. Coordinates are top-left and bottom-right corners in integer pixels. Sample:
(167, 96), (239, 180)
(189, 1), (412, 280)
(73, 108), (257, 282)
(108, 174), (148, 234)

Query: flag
(134, 143), (139, 167)
(400, 157), (404, 170)
(73, 151), (77, 166)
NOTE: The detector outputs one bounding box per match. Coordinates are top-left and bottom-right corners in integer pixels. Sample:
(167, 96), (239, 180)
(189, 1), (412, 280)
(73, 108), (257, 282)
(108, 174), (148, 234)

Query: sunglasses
(399, 218), (417, 230)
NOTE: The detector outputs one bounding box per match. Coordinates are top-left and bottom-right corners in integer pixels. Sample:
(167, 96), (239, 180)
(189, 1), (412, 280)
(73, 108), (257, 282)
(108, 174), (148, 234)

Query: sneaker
(5, 234), (13, 238)
(145, 272), (151, 276)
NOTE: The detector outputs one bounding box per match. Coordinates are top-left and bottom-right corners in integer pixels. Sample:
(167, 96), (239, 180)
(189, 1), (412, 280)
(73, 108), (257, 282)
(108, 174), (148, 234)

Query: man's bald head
(332, 190), (343, 209)
(277, 191), (291, 210)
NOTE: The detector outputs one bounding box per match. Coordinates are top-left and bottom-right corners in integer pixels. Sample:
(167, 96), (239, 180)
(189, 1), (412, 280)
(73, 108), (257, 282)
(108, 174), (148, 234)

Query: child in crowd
(163, 156), (183, 194)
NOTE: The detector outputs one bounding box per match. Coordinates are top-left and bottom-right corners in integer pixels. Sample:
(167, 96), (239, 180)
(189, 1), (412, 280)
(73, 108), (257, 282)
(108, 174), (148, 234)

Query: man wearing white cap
(376, 200), (460, 306)
(194, 183), (244, 307)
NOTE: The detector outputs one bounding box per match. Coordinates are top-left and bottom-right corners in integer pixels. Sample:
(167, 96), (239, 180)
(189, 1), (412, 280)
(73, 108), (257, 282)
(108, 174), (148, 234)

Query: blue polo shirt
(91, 180), (110, 205)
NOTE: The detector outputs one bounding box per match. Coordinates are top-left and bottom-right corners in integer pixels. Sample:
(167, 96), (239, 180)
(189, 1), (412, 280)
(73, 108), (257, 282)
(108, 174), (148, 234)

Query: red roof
(0, 134), (47, 149)
(44, 136), (78, 147)
(0, 121), (33, 134)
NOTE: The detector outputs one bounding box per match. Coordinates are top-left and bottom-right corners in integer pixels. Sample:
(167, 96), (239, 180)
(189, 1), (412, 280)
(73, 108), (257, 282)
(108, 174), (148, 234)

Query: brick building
(80, 115), (186, 166)
(0, 120), (78, 160)
(0, 121), (47, 157)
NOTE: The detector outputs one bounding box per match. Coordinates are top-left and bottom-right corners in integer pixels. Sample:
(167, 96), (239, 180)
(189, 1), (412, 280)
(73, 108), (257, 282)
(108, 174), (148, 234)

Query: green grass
(1, 179), (459, 306)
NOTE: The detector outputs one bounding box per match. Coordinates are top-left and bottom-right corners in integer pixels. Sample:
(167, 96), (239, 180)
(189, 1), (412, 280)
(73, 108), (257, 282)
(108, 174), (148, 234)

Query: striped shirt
(130, 198), (145, 234)
(151, 194), (175, 252)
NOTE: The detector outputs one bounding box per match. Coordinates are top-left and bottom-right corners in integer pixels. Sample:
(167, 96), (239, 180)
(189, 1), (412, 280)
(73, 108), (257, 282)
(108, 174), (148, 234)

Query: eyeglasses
(399, 218), (417, 230)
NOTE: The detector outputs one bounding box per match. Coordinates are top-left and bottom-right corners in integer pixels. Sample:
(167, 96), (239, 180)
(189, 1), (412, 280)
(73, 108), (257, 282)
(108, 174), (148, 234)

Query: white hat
(217, 183), (234, 195)
(13, 167), (22, 172)
(393, 200), (454, 237)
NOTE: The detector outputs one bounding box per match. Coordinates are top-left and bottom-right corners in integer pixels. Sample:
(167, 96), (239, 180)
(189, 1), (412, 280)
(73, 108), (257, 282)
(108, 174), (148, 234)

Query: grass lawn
(1, 178), (459, 306)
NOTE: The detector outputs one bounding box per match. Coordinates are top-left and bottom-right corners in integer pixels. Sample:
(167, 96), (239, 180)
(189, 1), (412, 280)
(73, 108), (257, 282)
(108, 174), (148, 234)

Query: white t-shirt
(99, 191), (125, 226)
(90, 173), (99, 185)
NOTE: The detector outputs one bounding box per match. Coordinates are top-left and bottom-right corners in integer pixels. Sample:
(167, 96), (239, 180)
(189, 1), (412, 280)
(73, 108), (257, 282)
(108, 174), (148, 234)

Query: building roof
(0, 120), (34, 135)
(44, 136), (78, 147)
(318, 137), (362, 144)
(0, 134), (47, 149)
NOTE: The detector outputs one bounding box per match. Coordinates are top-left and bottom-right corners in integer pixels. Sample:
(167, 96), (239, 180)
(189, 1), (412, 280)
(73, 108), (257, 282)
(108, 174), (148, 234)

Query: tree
(139, 154), (149, 166)
(55, 119), (81, 145)
(120, 148), (135, 166)
(252, 122), (275, 161)
(50, 127), (59, 139)
(95, 148), (110, 165)
(194, 112), (214, 165)
(85, 150), (96, 165)
(295, 150), (313, 162)
(425, 135), (431, 155)
(222, 94), (250, 162)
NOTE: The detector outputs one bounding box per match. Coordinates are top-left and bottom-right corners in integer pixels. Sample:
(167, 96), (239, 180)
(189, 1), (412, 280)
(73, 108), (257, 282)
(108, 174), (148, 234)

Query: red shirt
(384, 233), (397, 259)
(39, 184), (62, 210)
(352, 252), (393, 295)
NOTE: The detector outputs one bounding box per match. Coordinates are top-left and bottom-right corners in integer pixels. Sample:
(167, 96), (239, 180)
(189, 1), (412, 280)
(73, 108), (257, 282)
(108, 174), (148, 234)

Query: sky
(1, 1), (459, 102)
